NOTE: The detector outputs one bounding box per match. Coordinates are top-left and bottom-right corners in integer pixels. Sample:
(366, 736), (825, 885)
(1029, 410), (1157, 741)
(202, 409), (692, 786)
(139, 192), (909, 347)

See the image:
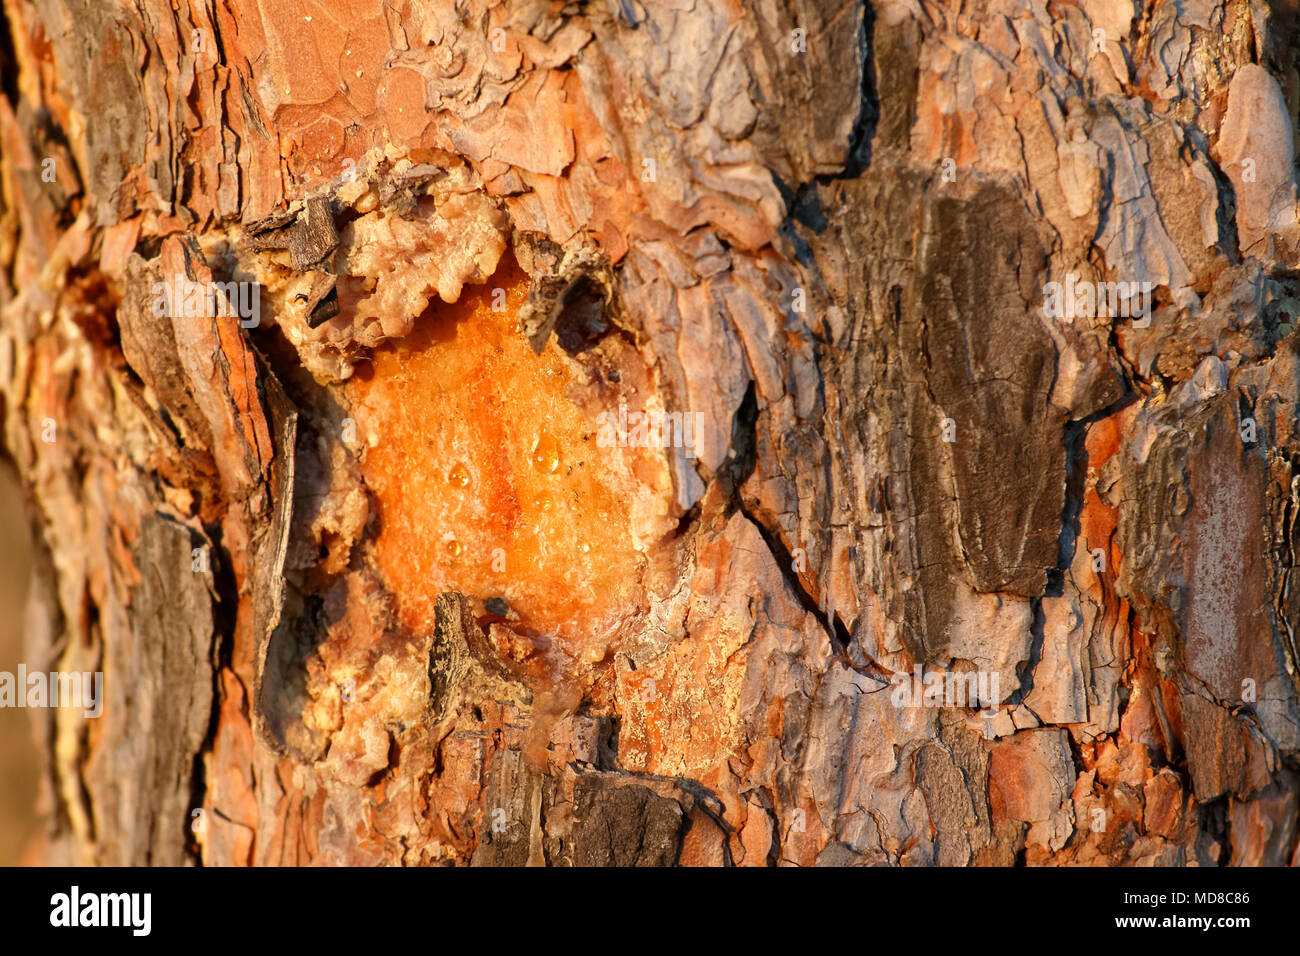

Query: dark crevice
(713, 381), (853, 653)
(596, 716), (622, 771)
(841, 1), (879, 180)
(1196, 796), (1230, 866)
(363, 733), (401, 789)
(259, 593), (331, 758)
(206, 525), (239, 681)
(1014, 598), (1048, 708)
(1046, 419), (1091, 597)
(738, 501), (851, 654)
(774, 1), (878, 258)
(554, 275), (611, 356)
(185, 521), (236, 866)
(0, 10), (18, 107)
(721, 379), (759, 498)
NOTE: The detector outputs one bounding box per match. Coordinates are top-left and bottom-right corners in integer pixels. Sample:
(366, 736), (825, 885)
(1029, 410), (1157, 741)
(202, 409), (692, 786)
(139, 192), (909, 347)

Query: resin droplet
(447, 539), (463, 557)
(531, 432), (560, 473)
(448, 463), (470, 488)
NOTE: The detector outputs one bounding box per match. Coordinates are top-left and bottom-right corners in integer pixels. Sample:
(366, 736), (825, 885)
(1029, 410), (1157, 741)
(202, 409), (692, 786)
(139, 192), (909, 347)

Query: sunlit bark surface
(1, 0), (1299, 865)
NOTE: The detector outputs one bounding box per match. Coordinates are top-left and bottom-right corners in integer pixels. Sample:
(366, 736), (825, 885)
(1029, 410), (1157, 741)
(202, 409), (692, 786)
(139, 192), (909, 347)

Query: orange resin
(349, 260), (673, 665)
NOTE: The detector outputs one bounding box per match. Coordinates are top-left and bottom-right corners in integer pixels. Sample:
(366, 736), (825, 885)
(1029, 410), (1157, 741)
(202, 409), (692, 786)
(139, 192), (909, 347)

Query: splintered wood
(349, 258), (675, 673)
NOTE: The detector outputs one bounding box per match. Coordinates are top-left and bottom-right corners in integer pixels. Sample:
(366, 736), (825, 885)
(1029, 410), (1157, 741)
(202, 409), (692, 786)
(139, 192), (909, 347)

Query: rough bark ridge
(1, 0), (1299, 866)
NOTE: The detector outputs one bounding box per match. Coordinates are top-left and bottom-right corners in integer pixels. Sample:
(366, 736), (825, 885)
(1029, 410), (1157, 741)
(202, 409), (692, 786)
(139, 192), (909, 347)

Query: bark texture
(1, 0), (1299, 866)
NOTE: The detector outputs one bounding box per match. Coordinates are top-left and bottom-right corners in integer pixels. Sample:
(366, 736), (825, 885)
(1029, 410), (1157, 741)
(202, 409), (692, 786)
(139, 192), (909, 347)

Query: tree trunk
(2, 0), (1299, 866)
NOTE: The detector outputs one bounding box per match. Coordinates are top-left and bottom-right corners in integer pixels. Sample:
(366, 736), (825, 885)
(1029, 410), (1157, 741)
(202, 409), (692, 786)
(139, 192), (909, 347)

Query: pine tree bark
(1, 0), (1299, 866)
